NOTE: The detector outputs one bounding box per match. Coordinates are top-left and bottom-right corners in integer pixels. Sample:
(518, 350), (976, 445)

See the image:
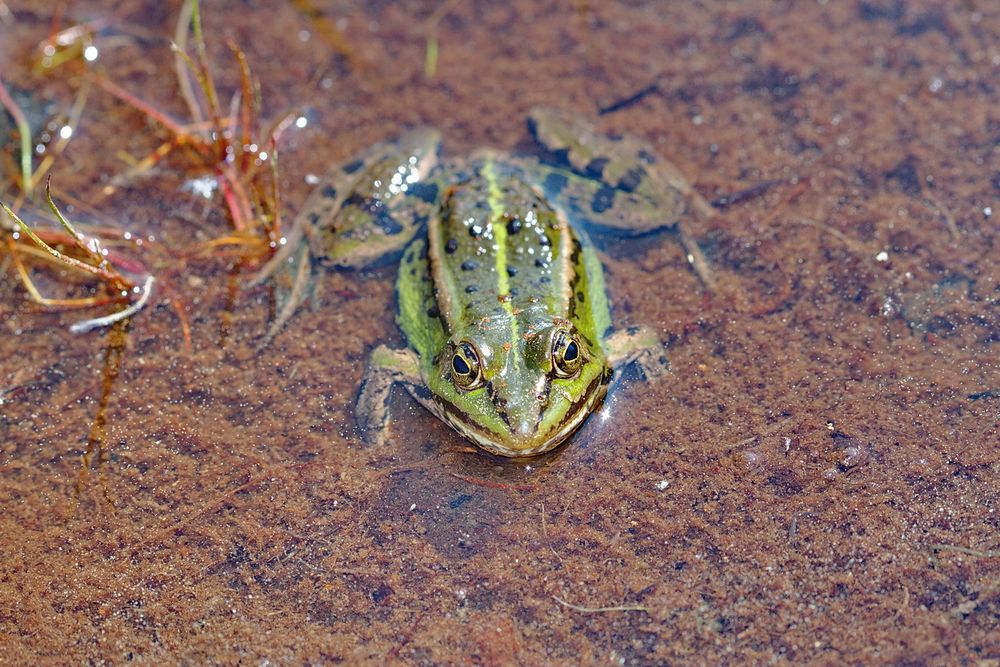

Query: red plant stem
(92, 73), (189, 138)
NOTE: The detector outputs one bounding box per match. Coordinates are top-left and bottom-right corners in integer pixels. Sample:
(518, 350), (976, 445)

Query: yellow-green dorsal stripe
(483, 159), (519, 363)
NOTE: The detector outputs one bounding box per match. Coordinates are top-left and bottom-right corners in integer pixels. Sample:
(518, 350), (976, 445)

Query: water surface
(1, 1), (997, 663)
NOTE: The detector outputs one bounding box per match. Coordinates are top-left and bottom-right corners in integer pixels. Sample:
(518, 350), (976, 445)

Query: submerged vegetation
(1, 0), (304, 346)
(96, 0), (297, 264)
(2, 182), (150, 333)
(1, 0), (316, 506)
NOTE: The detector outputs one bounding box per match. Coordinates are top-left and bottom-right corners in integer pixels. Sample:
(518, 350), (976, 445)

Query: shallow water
(1, 1), (997, 664)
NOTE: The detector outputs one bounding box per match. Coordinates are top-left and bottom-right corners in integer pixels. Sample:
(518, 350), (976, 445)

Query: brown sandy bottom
(1, 1), (997, 664)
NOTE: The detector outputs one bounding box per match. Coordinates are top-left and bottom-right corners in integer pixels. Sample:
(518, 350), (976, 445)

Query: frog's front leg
(355, 345), (425, 446)
(604, 326), (669, 381)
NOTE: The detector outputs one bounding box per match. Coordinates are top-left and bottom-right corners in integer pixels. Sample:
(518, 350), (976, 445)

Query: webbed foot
(355, 345), (422, 446)
(605, 326), (669, 381)
(528, 107), (717, 291)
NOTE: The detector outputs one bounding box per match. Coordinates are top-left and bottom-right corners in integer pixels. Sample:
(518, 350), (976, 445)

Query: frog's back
(418, 158), (609, 347)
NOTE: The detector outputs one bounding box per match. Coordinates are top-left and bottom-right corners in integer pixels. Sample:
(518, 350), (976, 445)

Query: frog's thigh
(605, 326), (669, 380)
(313, 128), (441, 268)
(356, 345), (421, 445)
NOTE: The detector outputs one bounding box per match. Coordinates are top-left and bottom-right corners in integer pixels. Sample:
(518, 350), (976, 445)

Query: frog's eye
(551, 329), (583, 378)
(451, 342), (484, 390)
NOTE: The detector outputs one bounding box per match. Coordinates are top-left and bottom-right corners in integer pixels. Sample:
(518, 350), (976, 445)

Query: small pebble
(732, 450), (765, 474)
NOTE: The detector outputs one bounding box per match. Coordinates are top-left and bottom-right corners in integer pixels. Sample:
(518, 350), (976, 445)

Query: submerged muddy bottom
(1, 1), (997, 664)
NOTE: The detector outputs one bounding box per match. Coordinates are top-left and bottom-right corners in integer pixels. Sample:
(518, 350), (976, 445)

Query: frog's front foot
(355, 345), (422, 446)
(605, 326), (669, 381)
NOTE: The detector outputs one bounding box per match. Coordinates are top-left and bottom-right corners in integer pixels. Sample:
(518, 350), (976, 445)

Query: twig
(552, 595), (648, 613)
(929, 543), (999, 558)
(290, 0), (360, 70)
(248, 212), (305, 287)
(127, 473), (266, 554)
(791, 217), (869, 254)
(6, 237), (120, 308)
(599, 81), (662, 115)
(70, 275), (154, 333)
(921, 189), (959, 239)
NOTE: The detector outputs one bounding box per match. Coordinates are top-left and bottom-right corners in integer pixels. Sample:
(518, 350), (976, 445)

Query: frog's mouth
(433, 370), (612, 458)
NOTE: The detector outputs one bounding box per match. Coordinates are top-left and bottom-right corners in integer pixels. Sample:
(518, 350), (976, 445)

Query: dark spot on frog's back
(548, 148), (572, 168)
(591, 183), (616, 214)
(583, 157), (609, 179)
(506, 217), (522, 234)
(408, 181), (438, 204)
(465, 285), (479, 293)
(461, 260), (478, 271)
(445, 238), (458, 254)
(341, 192), (403, 236)
(543, 171), (568, 197)
(618, 167), (645, 193)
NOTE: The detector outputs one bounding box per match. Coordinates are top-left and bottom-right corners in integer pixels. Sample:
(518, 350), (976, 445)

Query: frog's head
(428, 323), (612, 457)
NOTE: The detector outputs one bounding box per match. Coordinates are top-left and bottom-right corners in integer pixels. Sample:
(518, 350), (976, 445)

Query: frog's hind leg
(356, 345), (423, 446)
(604, 326), (669, 381)
(255, 128), (442, 345)
(527, 107), (716, 291)
(311, 127), (442, 269)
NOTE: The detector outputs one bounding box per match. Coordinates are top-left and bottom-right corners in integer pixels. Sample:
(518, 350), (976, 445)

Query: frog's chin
(439, 381), (610, 458)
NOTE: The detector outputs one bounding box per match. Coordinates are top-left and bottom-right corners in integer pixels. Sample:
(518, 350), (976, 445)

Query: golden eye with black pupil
(451, 342), (484, 390)
(551, 329), (583, 378)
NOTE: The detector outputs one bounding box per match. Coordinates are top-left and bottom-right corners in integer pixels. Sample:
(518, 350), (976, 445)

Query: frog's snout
(511, 418), (538, 441)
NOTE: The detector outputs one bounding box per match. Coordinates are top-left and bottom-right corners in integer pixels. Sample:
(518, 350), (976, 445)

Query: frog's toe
(631, 345), (670, 381)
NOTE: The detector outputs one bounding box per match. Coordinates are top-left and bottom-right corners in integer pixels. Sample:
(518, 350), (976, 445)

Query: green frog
(282, 108), (710, 457)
